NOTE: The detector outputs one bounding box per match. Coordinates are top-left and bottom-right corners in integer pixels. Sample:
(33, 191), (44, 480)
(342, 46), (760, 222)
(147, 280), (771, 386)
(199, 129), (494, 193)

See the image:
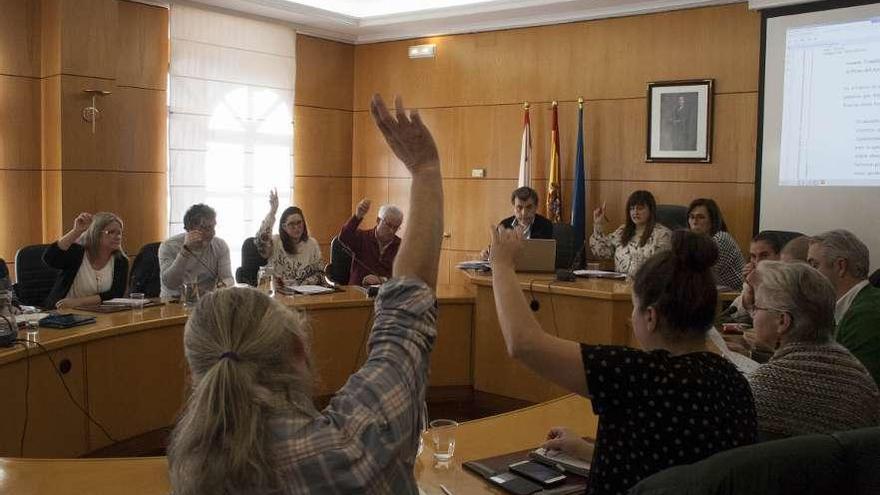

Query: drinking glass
(181, 281), (200, 313)
(430, 419), (458, 463)
(257, 266), (275, 296)
(130, 292), (145, 316)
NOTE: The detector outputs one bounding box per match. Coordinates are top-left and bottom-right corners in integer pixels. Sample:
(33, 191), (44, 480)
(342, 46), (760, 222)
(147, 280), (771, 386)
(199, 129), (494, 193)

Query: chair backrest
(325, 236), (352, 285)
(760, 230), (805, 250)
(629, 427), (880, 495)
(655, 204), (689, 231)
(870, 268), (880, 288)
(14, 244), (61, 307)
(0, 258), (9, 284)
(552, 223), (576, 269)
(236, 237), (267, 286)
(129, 242), (161, 298)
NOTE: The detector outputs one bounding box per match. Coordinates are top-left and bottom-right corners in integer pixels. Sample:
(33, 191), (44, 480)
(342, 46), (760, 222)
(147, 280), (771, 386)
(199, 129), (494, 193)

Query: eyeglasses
(284, 220), (304, 228)
(102, 229), (124, 237)
(748, 304), (786, 316)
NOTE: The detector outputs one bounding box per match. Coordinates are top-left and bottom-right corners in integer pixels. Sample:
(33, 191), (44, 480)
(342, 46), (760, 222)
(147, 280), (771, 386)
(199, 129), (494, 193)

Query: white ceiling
(166, 0), (819, 44)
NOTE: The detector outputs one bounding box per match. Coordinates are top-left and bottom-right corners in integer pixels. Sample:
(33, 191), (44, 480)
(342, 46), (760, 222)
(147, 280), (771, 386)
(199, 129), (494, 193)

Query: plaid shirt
(270, 278), (437, 494)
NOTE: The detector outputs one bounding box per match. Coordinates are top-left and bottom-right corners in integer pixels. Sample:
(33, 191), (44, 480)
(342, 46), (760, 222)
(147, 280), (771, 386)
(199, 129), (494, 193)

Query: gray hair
(79, 212), (126, 259)
(810, 229), (870, 279)
(754, 261), (836, 343)
(378, 204), (403, 221)
(168, 287), (316, 495)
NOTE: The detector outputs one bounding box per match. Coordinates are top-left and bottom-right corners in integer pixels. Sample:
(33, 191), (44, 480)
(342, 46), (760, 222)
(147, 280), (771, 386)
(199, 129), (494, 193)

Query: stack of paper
(456, 260), (491, 270)
(572, 269), (626, 280)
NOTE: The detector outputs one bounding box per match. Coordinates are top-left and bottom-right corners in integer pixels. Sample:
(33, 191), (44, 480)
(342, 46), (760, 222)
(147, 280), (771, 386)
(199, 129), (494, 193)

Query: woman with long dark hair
(687, 198), (745, 290)
(590, 190), (671, 275)
(255, 191), (323, 285)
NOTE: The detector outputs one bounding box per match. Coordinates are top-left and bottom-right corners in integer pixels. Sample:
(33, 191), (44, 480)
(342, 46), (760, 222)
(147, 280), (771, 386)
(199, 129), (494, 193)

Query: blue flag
(570, 102), (586, 261)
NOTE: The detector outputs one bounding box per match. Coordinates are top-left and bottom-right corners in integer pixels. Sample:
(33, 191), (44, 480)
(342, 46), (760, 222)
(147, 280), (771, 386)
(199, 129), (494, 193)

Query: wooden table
(0, 285), (475, 458)
(0, 394), (598, 495)
(465, 270), (739, 403)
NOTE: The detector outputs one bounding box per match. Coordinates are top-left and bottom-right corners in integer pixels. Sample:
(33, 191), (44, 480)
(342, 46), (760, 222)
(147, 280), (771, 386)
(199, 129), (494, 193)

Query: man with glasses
(159, 203), (234, 299)
(338, 198), (403, 286)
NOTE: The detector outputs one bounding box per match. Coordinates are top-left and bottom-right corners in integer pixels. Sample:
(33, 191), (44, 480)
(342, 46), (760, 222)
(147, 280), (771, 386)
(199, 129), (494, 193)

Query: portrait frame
(645, 79), (713, 163)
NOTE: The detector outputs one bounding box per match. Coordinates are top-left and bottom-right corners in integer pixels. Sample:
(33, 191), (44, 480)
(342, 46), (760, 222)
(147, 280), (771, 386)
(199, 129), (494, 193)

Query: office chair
(324, 236), (352, 285)
(129, 242), (161, 298)
(655, 204), (689, 231)
(870, 268), (880, 288)
(761, 230), (805, 249)
(629, 427), (880, 495)
(235, 237), (268, 287)
(13, 244), (61, 307)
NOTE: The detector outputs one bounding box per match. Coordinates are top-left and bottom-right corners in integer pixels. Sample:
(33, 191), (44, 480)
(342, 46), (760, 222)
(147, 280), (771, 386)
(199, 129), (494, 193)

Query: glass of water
(181, 281), (200, 313)
(130, 292), (145, 316)
(430, 419), (458, 463)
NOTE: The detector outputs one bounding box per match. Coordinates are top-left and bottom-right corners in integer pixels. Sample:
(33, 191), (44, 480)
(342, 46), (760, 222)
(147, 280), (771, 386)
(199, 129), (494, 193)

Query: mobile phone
(509, 459), (567, 486)
(487, 472), (543, 495)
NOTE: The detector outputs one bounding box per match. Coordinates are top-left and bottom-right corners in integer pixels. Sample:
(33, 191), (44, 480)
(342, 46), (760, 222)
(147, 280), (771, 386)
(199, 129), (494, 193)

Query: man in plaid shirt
(270, 94), (444, 493)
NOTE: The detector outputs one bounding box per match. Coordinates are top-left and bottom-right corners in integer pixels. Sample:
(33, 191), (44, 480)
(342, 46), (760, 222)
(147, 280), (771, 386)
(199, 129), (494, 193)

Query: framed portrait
(646, 79), (713, 163)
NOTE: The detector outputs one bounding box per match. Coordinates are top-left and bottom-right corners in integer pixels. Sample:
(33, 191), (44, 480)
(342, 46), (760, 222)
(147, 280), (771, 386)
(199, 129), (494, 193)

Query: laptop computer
(515, 239), (557, 272)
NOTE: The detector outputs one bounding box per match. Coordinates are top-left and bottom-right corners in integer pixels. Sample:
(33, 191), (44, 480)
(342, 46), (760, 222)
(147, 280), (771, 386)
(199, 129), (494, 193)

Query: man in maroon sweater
(339, 198), (403, 286)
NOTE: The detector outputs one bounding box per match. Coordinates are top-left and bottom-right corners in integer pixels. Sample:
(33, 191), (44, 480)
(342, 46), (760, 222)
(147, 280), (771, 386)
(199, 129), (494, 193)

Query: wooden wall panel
(40, 0), (61, 77)
(351, 3), (762, 276)
(117, 86), (166, 173)
(0, 171), (43, 264)
(116, 1), (168, 90)
(294, 106), (352, 178)
(0, 0), (41, 77)
(59, 0), (118, 79)
(353, 5), (759, 110)
(293, 177), (352, 245)
(0, 76), (41, 169)
(59, 75), (119, 170)
(41, 76), (62, 170)
(295, 36), (354, 110)
(115, 172), (167, 253)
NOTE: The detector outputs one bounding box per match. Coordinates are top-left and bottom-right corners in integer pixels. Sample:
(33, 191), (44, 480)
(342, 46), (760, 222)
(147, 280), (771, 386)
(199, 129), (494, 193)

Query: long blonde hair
(168, 287), (315, 495)
(79, 212), (127, 260)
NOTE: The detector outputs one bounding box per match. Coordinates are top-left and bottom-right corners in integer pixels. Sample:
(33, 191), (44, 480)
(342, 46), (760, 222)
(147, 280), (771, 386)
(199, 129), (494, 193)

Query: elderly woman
(590, 190), (671, 276)
(687, 198), (745, 291)
(43, 212), (129, 309)
(255, 190), (324, 285)
(747, 261), (880, 440)
(167, 94), (444, 494)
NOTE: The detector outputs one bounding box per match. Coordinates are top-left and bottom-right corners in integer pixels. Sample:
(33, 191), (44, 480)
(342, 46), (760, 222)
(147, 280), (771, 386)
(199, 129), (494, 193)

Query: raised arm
(370, 94), (443, 288)
(489, 227), (587, 396)
(255, 188), (279, 260)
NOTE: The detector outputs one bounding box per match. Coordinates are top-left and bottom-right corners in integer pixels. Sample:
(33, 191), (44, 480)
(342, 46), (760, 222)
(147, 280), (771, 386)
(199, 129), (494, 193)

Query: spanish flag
(547, 101), (562, 223)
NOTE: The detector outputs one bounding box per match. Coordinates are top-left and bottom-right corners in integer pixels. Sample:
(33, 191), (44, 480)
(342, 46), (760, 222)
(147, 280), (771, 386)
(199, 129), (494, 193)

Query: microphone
(335, 232), (388, 284)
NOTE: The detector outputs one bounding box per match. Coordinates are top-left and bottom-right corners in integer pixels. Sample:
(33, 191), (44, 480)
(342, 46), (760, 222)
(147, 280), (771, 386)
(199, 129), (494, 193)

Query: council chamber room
(1, 0), (880, 494)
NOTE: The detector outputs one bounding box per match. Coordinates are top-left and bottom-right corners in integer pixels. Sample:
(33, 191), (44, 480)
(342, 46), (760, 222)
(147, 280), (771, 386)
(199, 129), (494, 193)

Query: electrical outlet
(471, 168), (486, 178)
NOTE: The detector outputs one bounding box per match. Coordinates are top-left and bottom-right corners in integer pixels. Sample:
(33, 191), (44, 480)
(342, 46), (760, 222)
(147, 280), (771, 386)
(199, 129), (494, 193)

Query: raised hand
(269, 188), (279, 214)
(355, 198), (371, 219)
(370, 94), (439, 176)
(73, 212), (93, 233)
(592, 202), (607, 225)
(489, 225), (525, 270)
(184, 230), (205, 249)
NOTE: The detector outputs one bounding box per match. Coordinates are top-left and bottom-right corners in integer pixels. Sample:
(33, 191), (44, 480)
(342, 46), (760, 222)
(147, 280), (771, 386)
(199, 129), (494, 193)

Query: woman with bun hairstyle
(489, 228), (757, 495)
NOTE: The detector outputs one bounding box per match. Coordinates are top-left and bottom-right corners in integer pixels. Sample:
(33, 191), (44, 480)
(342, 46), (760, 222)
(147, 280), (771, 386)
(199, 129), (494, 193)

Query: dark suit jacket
(499, 214), (554, 240)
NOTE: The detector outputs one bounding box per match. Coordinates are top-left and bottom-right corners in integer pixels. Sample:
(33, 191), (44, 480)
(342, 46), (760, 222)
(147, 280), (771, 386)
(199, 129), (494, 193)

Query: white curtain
(169, 2), (295, 272)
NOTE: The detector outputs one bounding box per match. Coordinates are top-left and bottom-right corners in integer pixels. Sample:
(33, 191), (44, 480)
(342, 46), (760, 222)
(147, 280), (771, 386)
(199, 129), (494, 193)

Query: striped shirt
(748, 341), (880, 439)
(712, 231), (745, 291)
(270, 278), (437, 494)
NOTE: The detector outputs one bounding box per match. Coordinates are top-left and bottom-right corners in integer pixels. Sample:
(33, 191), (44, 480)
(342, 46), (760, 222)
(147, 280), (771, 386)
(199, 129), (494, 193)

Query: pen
(439, 484), (453, 495)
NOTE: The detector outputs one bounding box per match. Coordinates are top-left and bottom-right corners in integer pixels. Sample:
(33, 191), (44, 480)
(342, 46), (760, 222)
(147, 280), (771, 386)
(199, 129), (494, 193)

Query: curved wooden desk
(465, 271), (739, 404)
(0, 394), (598, 495)
(0, 286), (475, 458)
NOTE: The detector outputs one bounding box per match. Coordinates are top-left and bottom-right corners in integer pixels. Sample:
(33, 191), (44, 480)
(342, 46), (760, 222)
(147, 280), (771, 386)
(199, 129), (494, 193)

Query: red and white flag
(518, 103), (532, 188)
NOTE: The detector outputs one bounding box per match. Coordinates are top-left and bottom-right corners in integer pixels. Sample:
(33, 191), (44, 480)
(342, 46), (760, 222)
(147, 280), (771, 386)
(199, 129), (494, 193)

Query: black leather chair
(629, 427), (880, 495)
(761, 229), (805, 249)
(552, 223), (577, 269)
(235, 237), (267, 287)
(324, 236), (352, 285)
(0, 258), (8, 283)
(128, 242), (161, 298)
(870, 268), (880, 288)
(655, 204), (689, 231)
(13, 244), (61, 307)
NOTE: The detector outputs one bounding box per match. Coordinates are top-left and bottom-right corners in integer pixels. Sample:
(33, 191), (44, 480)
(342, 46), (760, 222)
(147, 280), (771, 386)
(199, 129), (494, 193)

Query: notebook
(463, 446), (588, 494)
(38, 313), (97, 329)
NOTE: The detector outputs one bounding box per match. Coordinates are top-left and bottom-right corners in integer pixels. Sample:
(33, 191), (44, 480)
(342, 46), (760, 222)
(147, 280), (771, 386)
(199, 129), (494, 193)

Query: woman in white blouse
(254, 189), (324, 286)
(590, 190), (672, 276)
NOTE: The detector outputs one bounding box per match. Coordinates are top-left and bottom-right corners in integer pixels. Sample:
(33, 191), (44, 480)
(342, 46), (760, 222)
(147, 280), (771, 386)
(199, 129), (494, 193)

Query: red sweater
(339, 216), (401, 285)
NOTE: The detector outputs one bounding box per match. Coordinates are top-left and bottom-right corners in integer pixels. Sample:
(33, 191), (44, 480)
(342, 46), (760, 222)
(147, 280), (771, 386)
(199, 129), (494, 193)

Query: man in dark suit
(499, 186), (554, 239)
